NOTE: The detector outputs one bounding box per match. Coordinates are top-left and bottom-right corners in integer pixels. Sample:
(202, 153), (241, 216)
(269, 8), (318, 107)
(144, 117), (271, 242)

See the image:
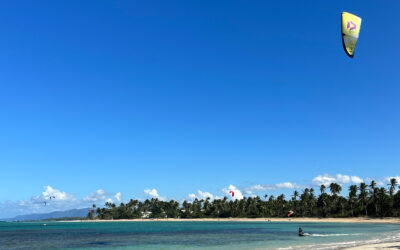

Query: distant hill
(2, 208), (90, 221)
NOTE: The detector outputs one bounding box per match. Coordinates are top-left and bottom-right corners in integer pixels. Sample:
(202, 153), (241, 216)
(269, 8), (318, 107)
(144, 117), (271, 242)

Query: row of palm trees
(91, 179), (400, 219)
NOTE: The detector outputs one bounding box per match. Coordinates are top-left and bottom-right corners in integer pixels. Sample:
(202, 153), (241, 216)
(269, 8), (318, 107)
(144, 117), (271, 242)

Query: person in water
(298, 227), (305, 236)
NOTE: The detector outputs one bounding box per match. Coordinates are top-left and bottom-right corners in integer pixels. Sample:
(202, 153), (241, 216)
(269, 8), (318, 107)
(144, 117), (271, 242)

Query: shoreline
(59, 217), (400, 224)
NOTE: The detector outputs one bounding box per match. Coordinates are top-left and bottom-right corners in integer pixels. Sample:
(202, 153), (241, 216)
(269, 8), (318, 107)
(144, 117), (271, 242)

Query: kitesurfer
(298, 227), (305, 237)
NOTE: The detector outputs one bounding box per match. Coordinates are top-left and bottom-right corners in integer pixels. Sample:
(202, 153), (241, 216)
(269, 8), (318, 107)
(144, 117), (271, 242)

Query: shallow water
(1, 221), (399, 249)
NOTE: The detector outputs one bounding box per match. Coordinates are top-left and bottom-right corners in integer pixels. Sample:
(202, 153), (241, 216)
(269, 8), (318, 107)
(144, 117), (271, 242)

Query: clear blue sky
(0, 1), (399, 206)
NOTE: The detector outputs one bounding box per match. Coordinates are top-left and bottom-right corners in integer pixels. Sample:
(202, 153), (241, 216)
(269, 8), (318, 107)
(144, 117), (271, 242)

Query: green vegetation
(91, 179), (400, 219)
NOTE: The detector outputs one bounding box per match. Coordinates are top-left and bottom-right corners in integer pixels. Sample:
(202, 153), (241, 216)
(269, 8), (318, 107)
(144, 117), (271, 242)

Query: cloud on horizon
(115, 192), (122, 203)
(0, 186), (122, 219)
(248, 182), (302, 192)
(144, 188), (166, 201)
(222, 184), (244, 200)
(83, 189), (108, 202)
(188, 190), (222, 201)
(312, 174), (363, 186)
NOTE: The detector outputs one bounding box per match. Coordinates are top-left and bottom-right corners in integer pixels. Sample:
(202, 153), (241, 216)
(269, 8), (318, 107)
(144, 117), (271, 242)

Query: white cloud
(312, 174), (336, 186)
(350, 176), (363, 184)
(41, 186), (70, 201)
(0, 186), (79, 218)
(250, 184), (267, 191)
(144, 188), (158, 197)
(197, 190), (214, 200)
(115, 192), (122, 203)
(275, 182), (298, 189)
(384, 176), (400, 184)
(188, 190), (217, 201)
(246, 175), (363, 195)
(84, 189), (107, 202)
(144, 188), (165, 201)
(336, 174), (351, 184)
(312, 174), (363, 186)
(248, 182), (301, 192)
(0, 186), (123, 218)
(222, 185), (243, 200)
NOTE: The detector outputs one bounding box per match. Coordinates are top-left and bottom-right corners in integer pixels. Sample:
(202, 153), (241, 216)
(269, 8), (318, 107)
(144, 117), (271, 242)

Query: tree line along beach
(90, 179), (400, 220)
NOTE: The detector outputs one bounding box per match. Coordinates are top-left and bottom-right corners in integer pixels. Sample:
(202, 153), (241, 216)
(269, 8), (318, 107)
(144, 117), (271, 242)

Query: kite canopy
(341, 12), (362, 58)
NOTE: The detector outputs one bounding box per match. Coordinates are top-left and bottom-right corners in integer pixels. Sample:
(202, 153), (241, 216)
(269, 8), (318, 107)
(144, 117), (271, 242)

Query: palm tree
(317, 192), (329, 217)
(329, 183), (342, 215)
(369, 180), (378, 216)
(267, 195), (275, 217)
(329, 183), (342, 196)
(292, 191), (299, 201)
(299, 188), (310, 216)
(393, 190), (400, 216)
(320, 185), (326, 194)
(276, 194), (286, 217)
(348, 185), (358, 217)
(203, 197), (212, 216)
(389, 178), (398, 197)
(377, 187), (388, 217)
(309, 188), (316, 216)
(358, 182), (368, 216)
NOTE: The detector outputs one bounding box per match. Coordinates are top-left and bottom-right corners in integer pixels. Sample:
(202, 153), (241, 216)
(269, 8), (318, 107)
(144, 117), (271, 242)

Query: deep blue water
(1, 221), (399, 249)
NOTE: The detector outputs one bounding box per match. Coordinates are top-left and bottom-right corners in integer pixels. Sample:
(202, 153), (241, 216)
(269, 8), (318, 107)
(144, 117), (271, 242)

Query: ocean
(1, 221), (399, 249)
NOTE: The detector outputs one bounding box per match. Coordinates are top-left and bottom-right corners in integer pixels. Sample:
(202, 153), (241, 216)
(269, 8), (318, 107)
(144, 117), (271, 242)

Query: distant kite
(229, 191), (234, 197)
(341, 12), (362, 58)
(287, 210), (295, 217)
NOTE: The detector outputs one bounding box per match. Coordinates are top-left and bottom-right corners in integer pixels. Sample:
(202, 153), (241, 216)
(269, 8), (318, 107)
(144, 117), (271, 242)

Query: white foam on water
(310, 233), (361, 237)
(295, 231), (400, 250)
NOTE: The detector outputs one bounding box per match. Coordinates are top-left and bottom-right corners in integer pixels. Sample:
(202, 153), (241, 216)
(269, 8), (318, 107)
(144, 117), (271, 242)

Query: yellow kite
(341, 12), (362, 58)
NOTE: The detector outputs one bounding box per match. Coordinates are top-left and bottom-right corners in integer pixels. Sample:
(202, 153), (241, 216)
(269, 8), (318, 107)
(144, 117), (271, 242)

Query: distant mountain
(2, 208), (90, 221)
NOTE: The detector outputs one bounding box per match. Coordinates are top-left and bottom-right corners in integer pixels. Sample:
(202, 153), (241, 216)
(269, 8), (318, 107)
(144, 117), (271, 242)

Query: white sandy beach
(63, 217), (400, 224)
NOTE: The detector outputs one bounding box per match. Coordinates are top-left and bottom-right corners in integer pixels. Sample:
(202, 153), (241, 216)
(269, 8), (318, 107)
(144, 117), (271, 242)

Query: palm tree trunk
(351, 203), (353, 217)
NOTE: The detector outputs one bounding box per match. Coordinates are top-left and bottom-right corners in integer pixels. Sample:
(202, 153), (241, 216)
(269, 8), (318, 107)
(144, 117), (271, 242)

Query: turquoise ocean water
(1, 221), (399, 249)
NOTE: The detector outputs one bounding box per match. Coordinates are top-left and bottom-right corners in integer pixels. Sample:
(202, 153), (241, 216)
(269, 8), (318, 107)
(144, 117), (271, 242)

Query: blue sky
(1, 1), (400, 217)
